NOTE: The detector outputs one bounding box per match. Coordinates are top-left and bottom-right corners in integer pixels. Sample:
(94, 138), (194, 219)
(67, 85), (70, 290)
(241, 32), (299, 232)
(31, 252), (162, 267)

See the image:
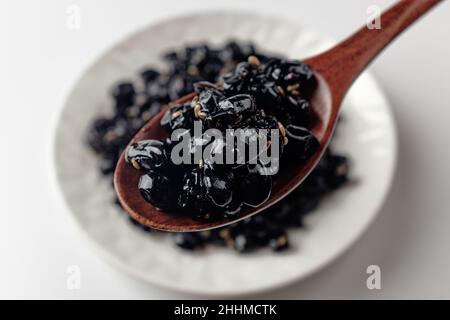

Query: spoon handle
(307, 0), (442, 105)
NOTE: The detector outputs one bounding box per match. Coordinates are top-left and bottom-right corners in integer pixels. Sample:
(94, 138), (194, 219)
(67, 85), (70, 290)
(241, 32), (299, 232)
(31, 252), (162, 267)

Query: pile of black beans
(86, 41), (349, 253)
(126, 55), (320, 218)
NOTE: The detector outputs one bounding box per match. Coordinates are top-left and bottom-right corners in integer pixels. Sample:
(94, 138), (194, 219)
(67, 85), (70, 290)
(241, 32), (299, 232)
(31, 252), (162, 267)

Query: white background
(1, 0), (450, 299)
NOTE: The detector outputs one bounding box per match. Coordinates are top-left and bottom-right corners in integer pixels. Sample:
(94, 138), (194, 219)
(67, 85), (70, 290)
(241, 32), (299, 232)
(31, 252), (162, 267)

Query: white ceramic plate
(52, 12), (397, 296)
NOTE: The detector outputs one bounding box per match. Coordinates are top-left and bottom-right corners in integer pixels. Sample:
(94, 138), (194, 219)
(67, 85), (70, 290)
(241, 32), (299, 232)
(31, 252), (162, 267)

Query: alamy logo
(66, 265), (81, 290)
(170, 121), (281, 175)
(366, 265), (381, 290)
(66, 5), (81, 30)
(367, 5), (382, 30)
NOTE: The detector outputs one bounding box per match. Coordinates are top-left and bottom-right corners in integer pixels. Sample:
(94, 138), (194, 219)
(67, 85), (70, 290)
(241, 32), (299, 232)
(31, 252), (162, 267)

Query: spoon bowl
(115, 0), (441, 232)
(114, 77), (332, 231)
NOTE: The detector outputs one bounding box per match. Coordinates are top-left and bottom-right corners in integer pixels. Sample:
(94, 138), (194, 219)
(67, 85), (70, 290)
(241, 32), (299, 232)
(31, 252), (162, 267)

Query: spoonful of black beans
(115, 0), (441, 232)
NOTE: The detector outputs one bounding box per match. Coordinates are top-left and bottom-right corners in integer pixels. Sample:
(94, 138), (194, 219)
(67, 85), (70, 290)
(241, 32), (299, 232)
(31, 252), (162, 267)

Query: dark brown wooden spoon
(115, 0), (441, 232)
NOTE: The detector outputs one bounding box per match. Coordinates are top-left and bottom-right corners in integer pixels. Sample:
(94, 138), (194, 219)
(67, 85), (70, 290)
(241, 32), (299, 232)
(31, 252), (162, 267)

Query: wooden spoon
(114, 0), (441, 232)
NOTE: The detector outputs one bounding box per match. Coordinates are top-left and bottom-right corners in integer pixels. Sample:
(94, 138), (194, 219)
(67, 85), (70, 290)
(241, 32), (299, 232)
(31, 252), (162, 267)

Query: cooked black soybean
(86, 41), (350, 253)
(177, 168), (212, 216)
(160, 103), (195, 133)
(173, 233), (203, 250)
(203, 170), (233, 208)
(125, 139), (165, 170)
(112, 82), (136, 113)
(285, 124), (320, 160)
(141, 69), (160, 86)
(238, 165), (272, 208)
(209, 94), (256, 129)
(139, 171), (174, 211)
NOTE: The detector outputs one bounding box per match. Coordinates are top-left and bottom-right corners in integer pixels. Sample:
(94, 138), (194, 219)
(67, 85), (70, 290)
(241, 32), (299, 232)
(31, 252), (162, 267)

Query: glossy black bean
(203, 169), (233, 208)
(141, 69), (160, 86)
(174, 233), (203, 250)
(139, 170), (174, 211)
(285, 124), (320, 160)
(125, 139), (165, 171)
(160, 103), (195, 133)
(209, 94), (256, 129)
(238, 165), (272, 208)
(112, 82), (136, 113)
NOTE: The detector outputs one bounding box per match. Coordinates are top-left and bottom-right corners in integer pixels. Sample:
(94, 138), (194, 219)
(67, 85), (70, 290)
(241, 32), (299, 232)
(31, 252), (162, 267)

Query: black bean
(125, 139), (165, 171)
(139, 170), (174, 211)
